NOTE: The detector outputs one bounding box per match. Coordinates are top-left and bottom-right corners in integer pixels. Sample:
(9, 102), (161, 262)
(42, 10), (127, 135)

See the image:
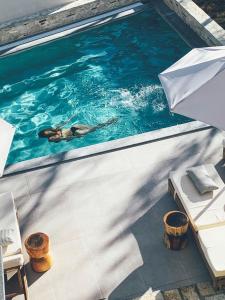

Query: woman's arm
(55, 113), (77, 129)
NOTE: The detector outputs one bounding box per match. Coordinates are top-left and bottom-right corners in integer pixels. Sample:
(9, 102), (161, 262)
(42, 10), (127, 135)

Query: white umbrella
(159, 46), (225, 131)
(0, 118), (15, 177)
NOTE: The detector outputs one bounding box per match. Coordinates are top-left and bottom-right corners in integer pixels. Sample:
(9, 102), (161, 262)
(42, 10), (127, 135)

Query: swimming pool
(0, 7), (190, 164)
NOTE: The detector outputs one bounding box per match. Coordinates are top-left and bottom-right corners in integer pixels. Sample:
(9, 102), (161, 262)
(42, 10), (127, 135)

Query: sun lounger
(0, 192), (28, 299)
(168, 165), (225, 288)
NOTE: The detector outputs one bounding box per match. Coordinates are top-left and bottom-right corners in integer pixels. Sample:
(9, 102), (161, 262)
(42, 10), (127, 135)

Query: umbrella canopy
(0, 119), (15, 177)
(159, 46), (225, 131)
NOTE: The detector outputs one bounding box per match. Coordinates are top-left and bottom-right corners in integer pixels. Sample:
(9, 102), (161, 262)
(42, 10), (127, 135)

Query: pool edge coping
(4, 121), (210, 176)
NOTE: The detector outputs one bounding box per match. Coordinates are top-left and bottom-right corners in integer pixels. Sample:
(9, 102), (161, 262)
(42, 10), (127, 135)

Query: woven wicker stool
(25, 232), (52, 272)
(163, 211), (189, 250)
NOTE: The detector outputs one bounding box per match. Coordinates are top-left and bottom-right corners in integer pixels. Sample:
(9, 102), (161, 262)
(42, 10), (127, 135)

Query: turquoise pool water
(0, 8), (190, 164)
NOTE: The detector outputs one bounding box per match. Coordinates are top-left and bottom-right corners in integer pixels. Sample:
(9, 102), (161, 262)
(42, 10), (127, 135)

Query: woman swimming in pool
(38, 117), (118, 143)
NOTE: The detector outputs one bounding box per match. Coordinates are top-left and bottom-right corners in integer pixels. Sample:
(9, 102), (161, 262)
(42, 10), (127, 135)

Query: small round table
(163, 211), (189, 250)
(25, 232), (52, 272)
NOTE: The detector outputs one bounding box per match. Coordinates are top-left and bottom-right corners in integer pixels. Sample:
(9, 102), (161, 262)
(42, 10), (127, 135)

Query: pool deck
(3, 126), (225, 300)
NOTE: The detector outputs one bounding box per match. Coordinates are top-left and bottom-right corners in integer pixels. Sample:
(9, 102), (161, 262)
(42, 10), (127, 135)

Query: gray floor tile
(51, 239), (103, 300)
(25, 165), (71, 194)
(3, 127), (223, 299)
(84, 229), (144, 298)
(19, 186), (82, 248)
(0, 174), (29, 200)
(108, 270), (147, 300)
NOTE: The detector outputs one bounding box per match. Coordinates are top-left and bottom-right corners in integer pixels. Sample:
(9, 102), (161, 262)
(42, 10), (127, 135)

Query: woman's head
(38, 128), (59, 138)
(70, 127), (77, 135)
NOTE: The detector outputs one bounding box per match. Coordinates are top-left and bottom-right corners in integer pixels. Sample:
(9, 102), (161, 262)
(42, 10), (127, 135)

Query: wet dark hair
(70, 127), (77, 135)
(38, 128), (58, 138)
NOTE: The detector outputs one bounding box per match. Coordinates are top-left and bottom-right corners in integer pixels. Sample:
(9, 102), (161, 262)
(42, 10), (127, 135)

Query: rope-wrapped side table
(25, 232), (52, 272)
(163, 211), (189, 250)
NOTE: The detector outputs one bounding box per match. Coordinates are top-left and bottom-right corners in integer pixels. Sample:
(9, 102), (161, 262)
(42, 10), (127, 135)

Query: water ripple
(0, 9), (190, 164)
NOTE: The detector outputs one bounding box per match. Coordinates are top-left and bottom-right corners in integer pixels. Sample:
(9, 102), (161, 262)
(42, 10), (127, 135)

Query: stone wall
(163, 0), (225, 46)
(0, 0), (74, 24)
(0, 0), (138, 46)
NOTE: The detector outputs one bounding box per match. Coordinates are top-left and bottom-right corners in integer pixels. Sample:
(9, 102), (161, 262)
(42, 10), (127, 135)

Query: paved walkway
(2, 127), (225, 299)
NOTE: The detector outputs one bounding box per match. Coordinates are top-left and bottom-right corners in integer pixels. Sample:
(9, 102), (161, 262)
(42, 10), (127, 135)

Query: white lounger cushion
(187, 165), (219, 194)
(0, 229), (15, 246)
(198, 225), (225, 277)
(0, 193), (22, 258)
(170, 164), (225, 231)
(3, 254), (24, 270)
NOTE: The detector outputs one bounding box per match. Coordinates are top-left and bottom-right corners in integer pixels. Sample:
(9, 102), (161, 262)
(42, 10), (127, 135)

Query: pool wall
(163, 0), (225, 46)
(0, 0), (139, 46)
(0, 0), (80, 24)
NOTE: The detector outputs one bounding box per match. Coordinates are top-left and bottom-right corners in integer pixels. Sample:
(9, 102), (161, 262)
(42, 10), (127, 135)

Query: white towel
(0, 229), (14, 246)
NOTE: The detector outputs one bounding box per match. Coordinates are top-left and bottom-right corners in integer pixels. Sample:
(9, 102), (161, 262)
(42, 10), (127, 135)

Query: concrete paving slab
(85, 231), (144, 298)
(0, 174), (29, 201)
(4, 127), (224, 299)
(50, 239), (103, 300)
(20, 186), (82, 248)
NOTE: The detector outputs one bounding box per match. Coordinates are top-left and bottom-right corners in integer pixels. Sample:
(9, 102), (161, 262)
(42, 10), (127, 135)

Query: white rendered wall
(0, 0), (76, 24)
